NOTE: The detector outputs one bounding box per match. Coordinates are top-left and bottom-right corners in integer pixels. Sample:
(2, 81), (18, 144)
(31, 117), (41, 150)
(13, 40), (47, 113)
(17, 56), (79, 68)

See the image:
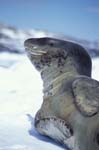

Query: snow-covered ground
(0, 53), (67, 150)
(0, 52), (99, 150)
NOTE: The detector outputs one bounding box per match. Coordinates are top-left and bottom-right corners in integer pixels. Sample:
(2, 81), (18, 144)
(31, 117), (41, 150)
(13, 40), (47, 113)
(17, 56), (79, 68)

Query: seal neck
(41, 58), (80, 98)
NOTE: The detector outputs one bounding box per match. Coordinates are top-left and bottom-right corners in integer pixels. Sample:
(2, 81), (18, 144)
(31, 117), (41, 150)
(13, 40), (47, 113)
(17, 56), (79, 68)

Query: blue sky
(0, 0), (99, 41)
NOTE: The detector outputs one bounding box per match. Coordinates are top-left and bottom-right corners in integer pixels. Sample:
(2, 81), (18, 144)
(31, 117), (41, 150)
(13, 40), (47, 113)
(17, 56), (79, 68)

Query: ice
(92, 58), (99, 80)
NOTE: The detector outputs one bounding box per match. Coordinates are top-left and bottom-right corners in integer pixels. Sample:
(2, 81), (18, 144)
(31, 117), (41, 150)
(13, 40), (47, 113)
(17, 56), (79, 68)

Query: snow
(92, 58), (99, 80)
(1, 28), (54, 41)
(0, 52), (99, 150)
(0, 27), (55, 54)
(0, 53), (65, 150)
(1, 28), (20, 39)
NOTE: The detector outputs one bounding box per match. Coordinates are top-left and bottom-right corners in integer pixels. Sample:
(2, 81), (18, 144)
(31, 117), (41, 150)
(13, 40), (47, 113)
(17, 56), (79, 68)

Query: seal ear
(72, 76), (99, 117)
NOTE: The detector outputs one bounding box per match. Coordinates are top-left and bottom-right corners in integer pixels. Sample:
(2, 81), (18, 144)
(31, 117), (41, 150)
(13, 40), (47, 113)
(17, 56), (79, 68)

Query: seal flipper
(35, 116), (74, 149)
(72, 76), (99, 117)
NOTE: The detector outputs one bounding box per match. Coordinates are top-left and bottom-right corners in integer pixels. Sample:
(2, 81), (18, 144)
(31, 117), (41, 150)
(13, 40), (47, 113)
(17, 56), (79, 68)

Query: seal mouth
(25, 46), (47, 56)
(24, 38), (47, 56)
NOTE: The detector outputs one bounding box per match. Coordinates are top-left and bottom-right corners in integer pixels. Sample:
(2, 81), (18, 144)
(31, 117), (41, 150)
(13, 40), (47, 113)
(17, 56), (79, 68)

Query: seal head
(24, 37), (92, 76)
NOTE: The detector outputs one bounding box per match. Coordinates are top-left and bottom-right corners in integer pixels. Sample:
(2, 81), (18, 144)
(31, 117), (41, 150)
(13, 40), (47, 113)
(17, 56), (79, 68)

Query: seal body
(24, 37), (99, 150)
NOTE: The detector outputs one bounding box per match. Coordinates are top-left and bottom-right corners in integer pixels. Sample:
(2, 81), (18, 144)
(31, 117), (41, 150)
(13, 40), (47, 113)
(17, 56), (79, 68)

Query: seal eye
(49, 42), (54, 46)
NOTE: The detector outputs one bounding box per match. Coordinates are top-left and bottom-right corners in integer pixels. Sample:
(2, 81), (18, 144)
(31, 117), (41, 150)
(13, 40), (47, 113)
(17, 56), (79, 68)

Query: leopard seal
(24, 37), (99, 150)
